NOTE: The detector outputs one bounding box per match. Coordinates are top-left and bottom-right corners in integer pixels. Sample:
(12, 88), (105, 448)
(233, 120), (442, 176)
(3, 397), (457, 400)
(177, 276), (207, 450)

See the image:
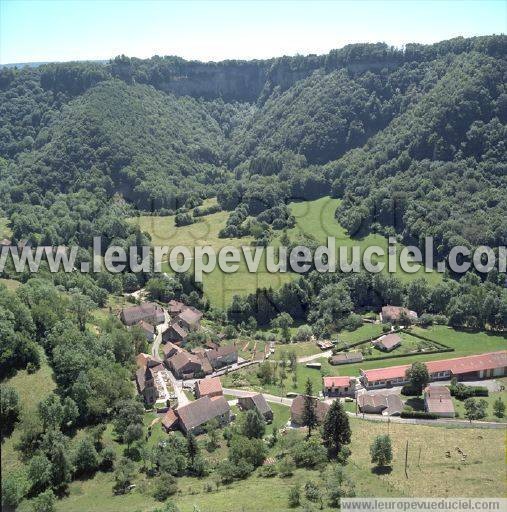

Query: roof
(169, 351), (202, 373)
(136, 366), (153, 392)
(162, 342), (181, 358)
(316, 340), (334, 350)
(330, 352), (363, 364)
(177, 395), (230, 432)
(161, 409), (179, 430)
(375, 333), (402, 350)
(249, 393), (272, 416)
(0, 238), (12, 246)
(381, 305), (418, 321)
(197, 353), (213, 374)
(291, 395), (330, 424)
(362, 351), (507, 382)
(136, 353), (151, 368)
(178, 307), (203, 325)
(168, 300), (187, 314)
(121, 302), (164, 325)
(166, 321), (189, 339)
(424, 386), (455, 415)
(196, 377), (223, 397)
(357, 392), (403, 415)
(323, 376), (353, 388)
(137, 320), (154, 334)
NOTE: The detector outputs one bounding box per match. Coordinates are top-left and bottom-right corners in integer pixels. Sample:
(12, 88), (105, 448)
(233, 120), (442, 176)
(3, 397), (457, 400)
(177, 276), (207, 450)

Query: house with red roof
(424, 386), (455, 417)
(322, 376), (356, 397)
(194, 377), (223, 398)
(360, 351), (507, 389)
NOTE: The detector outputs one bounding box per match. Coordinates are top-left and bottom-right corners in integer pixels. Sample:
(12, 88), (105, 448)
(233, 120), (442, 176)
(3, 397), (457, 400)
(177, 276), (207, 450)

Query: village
(123, 300), (507, 438)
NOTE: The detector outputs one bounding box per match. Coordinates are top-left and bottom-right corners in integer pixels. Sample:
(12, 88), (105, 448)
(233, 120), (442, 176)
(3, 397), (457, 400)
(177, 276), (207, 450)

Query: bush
(258, 464), (278, 478)
(153, 474), (178, 501)
(401, 384), (420, 396)
(175, 212), (194, 227)
(291, 438), (327, 469)
(450, 384), (488, 400)
(293, 325), (313, 342)
(277, 456), (295, 477)
(400, 411), (438, 419)
(304, 480), (321, 502)
(288, 485), (301, 508)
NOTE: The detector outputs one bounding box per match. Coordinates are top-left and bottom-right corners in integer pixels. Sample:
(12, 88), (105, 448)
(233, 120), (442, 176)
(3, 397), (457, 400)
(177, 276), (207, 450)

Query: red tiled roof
(323, 376), (353, 388)
(196, 377), (223, 397)
(362, 351), (507, 383)
(424, 386), (454, 415)
(162, 409), (179, 430)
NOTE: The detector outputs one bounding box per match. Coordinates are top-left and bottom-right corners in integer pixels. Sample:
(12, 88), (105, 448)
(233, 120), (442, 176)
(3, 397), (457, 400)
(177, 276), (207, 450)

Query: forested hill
(0, 35), (506, 258)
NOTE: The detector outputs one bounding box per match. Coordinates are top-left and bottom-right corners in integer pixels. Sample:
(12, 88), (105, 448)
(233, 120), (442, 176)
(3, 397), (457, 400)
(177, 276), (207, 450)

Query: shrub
(450, 384), (488, 400)
(153, 474), (178, 502)
(174, 212), (193, 227)
(400, 411), (438, 419)
(291, 437), (327, 469)
(401, 384), (420, 396)
(258, 464), (278, 478)
(293, 325), (313, 342)
(304, 480), (321, 502)
(277, 456), (295, 477)
(288, 485), (301, 508)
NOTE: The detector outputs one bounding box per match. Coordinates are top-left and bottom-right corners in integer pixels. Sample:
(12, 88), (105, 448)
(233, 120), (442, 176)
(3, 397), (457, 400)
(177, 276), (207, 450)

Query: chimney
(439, 395), (442, 402)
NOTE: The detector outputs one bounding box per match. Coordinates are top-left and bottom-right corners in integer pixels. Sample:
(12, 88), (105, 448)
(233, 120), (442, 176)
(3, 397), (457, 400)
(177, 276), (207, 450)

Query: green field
(1, 349), (56, 475)
(129, 197), (442, 308)
(223, 326), (507, 397)
(0, 216), (12, 239)
(49, 416), (505, 512)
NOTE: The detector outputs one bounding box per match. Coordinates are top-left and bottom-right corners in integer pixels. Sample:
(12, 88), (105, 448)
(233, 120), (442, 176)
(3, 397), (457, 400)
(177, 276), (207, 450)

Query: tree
(153, 474), (178, 501)
(1, 471), (29, 510)
(370, 435), (393, 468)
(288, 484), (301, 508)
(493, 397), (505, 418)
(0, 385), (20, 439)
(38, 394), (64, 430)
(241, 409), (266, 439)
(31, 489), (56, 512)
(69, 291), (95, 331)
(405, 362), (429, 394)
(73, 437), (99, 476)
(125, 423), (144, 455)
(187, 432), (199, 467)
(322, 400), (351, 458)
(113, 398), (144, 441)
(28, 454), (53, 494)
(229, 435), (267, 468)
(113, 457), (136, 494)
(302, 378), (317, 438)
(271, 312), (293, 342)
(325, 464), (355, 507)
(464, 398), (488, 422)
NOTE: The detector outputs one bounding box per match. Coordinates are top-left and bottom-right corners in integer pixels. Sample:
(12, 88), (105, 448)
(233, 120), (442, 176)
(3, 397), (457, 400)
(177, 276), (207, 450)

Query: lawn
(362, 331), (442, 360)
(286, 197), (442, 285)
(51, 416), (506, 512)
(130, 196), (442, 308)
(0, 216), (12, 239)
(1, 349), (56, 474)
(0, 277), (21, 291)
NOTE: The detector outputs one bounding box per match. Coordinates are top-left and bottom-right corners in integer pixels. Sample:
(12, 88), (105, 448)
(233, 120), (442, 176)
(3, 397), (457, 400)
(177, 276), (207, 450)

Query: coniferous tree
(302, 378), (317, 438)
(322, 400), (351, 458)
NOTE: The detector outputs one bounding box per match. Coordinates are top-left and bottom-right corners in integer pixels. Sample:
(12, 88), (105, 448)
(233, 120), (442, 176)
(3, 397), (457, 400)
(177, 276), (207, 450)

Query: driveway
(223, 387), (293, 406)
(152, 309), (171, 358)
(298, 350), (332, 363)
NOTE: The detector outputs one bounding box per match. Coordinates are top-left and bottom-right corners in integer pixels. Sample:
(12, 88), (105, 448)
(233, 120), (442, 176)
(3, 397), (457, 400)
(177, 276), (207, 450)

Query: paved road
(152, 309), (170, 358)
(167, 369), (190, 407)
(223, 387), (506, 429)
(298, 350), (332, 363)
(223, 388), (294, 406)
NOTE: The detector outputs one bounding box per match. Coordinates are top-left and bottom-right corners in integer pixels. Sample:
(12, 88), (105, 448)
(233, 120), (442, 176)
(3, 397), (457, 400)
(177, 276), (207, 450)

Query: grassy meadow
(48, 416), (506, 512)
(129, 196), (442, 308)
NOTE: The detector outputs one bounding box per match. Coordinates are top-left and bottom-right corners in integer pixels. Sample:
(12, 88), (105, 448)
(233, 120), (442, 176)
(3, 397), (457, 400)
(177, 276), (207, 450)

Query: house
(161, 409), (179, 432)
(136, 320), (155, 342)
(329, 352), (363, 365)
(424, 386), (455, 418)
(162, 342), (182, 360)
(360, 351), (507, 389)
(237, 393), (273, 423)
(290, 395), (330, 426)
(168, 351), (204, 379)
(322, 376), (356, 397)
(178, 307), (203, 331)
(357, 392), (403, 416)
(0, 238), (12, 246)
(120, 302), (165, 327)
(206, 345), (238, 370)
(373, 333), (402, 352)
(176, 395), (231, 435)
(162, 321), (189, 344)
(136, 353), (163, 369)
(195, 377), (223, 398)
(135, 362), (163, 405)
(167, 299), (188, 316)
(380, 305), (418, 324)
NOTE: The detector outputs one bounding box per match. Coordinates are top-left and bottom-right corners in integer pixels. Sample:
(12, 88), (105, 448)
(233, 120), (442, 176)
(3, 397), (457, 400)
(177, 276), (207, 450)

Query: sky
(0, 0), (505, 64)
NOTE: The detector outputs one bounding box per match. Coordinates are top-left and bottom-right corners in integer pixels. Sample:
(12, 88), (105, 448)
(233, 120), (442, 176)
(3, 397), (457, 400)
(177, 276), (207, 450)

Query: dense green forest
(0, 35), (506, 315)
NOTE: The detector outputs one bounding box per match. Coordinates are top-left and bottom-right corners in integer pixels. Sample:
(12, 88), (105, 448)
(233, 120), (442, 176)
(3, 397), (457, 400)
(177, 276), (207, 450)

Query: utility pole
(404, 440), (409, 478)
(418, 446), (422, 468)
